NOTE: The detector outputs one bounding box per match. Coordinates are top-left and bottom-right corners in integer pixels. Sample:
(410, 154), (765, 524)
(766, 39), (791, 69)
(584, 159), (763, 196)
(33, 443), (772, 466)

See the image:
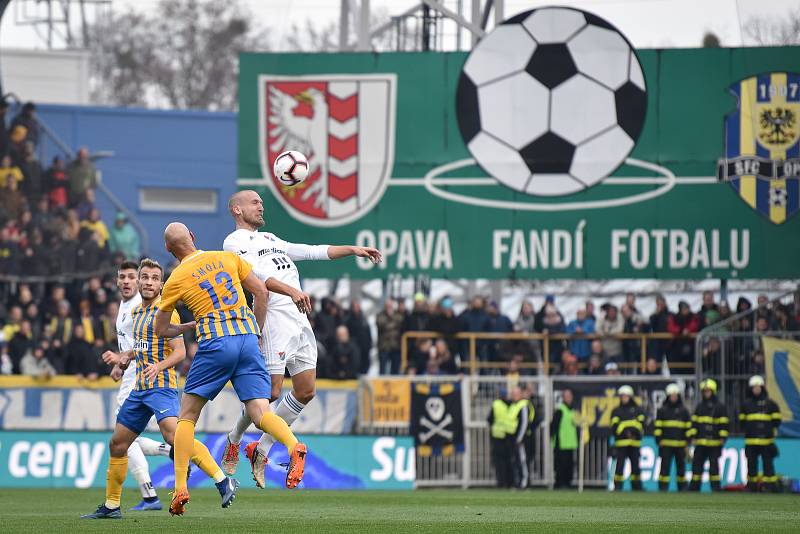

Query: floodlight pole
(358, 0), (370, 51)
(339, 0), (350, 51)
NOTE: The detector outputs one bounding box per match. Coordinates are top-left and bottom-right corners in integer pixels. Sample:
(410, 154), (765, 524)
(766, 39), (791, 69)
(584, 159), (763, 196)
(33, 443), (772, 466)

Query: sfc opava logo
(455, 6), (647, 198)
(717, 72), (800, 224)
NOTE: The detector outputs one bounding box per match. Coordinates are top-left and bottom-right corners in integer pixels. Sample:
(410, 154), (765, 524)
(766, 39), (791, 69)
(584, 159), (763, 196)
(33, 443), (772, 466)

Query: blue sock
(215, 478), (229, 495)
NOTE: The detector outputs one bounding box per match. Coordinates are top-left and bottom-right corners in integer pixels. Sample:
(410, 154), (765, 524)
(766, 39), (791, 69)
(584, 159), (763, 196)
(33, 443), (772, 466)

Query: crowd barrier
(400, 331), (695, 375)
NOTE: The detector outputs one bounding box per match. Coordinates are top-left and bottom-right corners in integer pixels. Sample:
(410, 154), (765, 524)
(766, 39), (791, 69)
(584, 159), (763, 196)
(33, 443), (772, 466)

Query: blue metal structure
(35, 104), (237, 266)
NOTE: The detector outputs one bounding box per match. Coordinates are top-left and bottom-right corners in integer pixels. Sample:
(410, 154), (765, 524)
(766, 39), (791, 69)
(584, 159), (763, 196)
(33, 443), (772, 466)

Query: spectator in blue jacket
(567, 307), (595, 361)
(459, 296), (490, 360)
(487, 300), (513, 361)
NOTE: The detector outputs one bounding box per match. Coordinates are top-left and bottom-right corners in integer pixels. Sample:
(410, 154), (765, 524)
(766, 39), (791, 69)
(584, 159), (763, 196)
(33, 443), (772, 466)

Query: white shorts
(263, 316), (318, 377)
(115, 364), (137, 416)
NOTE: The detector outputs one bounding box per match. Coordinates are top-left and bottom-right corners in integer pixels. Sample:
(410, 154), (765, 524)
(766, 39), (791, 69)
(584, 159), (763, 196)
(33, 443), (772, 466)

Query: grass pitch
(2, 488), (798, 533)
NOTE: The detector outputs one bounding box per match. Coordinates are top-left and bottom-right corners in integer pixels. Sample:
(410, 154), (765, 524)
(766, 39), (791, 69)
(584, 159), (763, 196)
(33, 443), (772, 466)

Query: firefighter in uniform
(739, 375), (782, 492)
(688, 378), (729, 491)
(654, 383), (691, 491)
(610, 385), (645, 491)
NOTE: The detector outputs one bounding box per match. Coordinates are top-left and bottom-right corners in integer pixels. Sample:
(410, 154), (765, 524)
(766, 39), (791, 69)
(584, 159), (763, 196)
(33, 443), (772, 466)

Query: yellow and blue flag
(763, 336), (800, 437)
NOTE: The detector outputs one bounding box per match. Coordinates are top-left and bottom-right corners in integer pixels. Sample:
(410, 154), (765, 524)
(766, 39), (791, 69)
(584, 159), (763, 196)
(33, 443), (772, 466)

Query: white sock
(128, 441), (157, 499)
(256, 391), (305, 455)
(228, 409), (252, 445)
(136, 436), (171, 457)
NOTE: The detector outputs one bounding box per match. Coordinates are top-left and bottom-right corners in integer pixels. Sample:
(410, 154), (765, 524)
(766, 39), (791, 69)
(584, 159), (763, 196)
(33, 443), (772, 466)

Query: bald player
(220, 190), (381, 488)
(156, 223), (306, 516)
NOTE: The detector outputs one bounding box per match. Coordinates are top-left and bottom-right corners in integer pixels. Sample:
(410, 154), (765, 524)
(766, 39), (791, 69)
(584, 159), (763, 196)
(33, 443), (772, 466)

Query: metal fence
(695, 291), (799, 433)
(358, 374), (694, 488)
(400, 331), (694, 375)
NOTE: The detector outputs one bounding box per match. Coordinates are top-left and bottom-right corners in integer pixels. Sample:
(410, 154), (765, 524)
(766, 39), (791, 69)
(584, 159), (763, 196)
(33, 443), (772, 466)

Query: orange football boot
(169, 488), (190, 516)
(285, 443), (307, 489)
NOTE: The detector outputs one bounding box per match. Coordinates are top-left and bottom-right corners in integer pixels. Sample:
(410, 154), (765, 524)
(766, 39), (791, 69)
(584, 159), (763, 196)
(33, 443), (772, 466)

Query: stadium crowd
(377, 292), (798, 378)
(0, 100), (141, 377)
(1, 276), (797, 380)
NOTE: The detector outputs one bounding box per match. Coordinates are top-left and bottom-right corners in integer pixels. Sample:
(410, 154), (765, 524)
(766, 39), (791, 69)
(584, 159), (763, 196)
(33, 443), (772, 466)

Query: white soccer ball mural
(456, 7), (647, 197)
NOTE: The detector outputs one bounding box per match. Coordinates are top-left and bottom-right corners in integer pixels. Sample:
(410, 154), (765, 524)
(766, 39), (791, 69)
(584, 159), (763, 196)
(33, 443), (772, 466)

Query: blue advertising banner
(0, 432), (414, 490)
(0, 377), (357, 434)
(610, 437), (800, 491)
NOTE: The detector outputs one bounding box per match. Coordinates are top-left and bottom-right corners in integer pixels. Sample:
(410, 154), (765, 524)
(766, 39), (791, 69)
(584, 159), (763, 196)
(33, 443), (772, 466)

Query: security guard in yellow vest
(688, 378), (728, 491)
(610, 385), (645, 491)
(655, 383), (691, 491)
(739, 375), (782, 492)
(488, 388), (525, 488)
(551, 388), (579, 489)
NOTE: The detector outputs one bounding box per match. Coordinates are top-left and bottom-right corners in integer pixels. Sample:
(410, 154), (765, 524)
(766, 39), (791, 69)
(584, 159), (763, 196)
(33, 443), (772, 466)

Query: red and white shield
(259, 74), (397, 227)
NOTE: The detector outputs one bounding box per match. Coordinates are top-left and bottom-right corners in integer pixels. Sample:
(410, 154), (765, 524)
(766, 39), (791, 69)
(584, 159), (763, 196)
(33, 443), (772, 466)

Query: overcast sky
(2, 0), (797, 50)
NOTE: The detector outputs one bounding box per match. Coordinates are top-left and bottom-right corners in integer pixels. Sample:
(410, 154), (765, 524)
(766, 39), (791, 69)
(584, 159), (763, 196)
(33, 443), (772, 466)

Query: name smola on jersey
(190, 259), (226, 279)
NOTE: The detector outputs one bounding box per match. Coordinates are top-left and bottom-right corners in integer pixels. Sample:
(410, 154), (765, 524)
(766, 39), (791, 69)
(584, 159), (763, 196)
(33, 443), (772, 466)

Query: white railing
(358, 374), (694, 488)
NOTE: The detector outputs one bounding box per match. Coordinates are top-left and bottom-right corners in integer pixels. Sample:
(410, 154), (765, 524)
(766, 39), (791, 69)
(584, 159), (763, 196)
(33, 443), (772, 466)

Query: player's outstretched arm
(327, 245), (383, 264)
(264, 277), (312, 314)
(144, 337), (186, 383)
(154, 310), (196, 339)
(242, 271), (268, 333)
(285, 241), (382, 264)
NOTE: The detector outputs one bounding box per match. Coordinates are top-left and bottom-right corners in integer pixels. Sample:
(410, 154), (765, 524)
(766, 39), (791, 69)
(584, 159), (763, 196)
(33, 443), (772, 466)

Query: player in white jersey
(220, 190), (381, 487)
(100, 260), (171, 511)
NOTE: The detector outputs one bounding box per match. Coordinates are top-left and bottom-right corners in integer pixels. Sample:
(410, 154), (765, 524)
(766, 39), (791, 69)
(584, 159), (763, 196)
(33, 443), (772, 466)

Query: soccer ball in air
(456, 7), (647, 196)
(273, 150), (309, 186)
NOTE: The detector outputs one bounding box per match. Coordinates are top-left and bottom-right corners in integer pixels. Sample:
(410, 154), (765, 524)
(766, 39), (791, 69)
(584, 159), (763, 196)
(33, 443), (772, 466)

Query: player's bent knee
(109, 436), (131, 457)
(294, 388), (315, 405)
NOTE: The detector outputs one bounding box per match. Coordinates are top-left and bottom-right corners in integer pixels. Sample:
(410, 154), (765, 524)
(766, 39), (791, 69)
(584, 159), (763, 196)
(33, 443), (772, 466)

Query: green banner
(238, 40), (800, 279)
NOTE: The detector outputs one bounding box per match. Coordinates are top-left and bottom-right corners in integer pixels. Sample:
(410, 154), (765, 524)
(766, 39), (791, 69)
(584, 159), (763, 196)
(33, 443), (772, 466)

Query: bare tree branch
(88, 0), (268, 110)
(743, 7), (800, 46)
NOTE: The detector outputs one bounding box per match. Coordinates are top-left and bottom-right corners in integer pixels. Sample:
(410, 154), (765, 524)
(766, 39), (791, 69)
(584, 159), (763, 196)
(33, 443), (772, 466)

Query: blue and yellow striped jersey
(132, 299), (181, 390)
(158, 250), (260, 343)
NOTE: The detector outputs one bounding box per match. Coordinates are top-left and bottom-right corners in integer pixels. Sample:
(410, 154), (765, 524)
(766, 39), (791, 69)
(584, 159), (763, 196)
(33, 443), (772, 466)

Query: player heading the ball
(155, 223), (307, 516)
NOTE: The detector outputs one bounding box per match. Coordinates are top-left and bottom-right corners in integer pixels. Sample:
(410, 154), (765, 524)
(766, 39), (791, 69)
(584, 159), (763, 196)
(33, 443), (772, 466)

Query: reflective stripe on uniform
(615, 439), (641, 447)
(740, 413), (773, 422)
(694, 439), (722, 446)
(659, 439), (687, 447)
(745, 437), (776, 445)
(655, 420), (691, 428)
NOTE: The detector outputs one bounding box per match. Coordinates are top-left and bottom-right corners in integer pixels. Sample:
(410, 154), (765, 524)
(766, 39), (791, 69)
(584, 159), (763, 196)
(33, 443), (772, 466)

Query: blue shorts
(116, 388), (179, 434)
(184, 334), (271, 401)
